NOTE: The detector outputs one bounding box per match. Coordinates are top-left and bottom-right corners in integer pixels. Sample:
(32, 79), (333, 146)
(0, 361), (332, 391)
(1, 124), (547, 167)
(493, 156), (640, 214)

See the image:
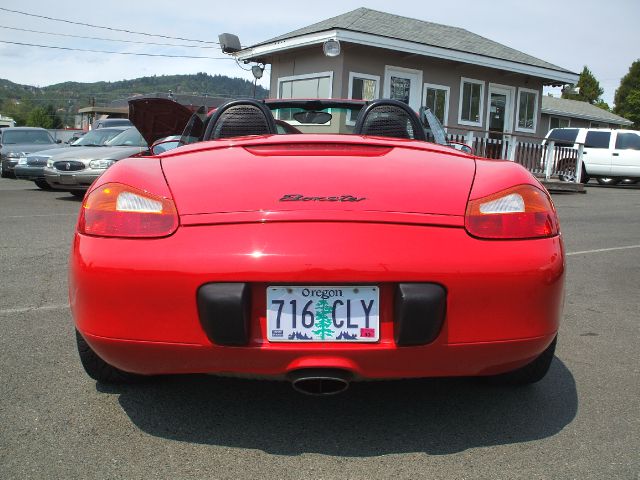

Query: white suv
(545, 128), (640, 185)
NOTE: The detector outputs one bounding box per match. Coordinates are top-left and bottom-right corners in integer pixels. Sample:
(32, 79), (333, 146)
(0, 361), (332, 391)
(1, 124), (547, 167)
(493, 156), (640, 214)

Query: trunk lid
(161, 137), (476, 222)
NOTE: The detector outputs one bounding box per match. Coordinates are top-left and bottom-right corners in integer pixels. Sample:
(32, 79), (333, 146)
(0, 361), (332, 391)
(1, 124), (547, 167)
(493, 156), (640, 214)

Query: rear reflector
(78, 183), (179, 238)
(465, 184), (559, 239)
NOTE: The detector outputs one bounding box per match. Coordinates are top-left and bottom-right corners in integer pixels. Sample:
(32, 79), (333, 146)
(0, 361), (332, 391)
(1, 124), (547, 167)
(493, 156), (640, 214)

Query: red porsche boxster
(70, 98), (564, 394)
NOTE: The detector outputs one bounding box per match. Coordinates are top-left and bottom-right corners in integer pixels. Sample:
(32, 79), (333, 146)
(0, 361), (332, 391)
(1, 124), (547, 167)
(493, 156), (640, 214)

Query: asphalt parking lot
(0, 178), (638, 479)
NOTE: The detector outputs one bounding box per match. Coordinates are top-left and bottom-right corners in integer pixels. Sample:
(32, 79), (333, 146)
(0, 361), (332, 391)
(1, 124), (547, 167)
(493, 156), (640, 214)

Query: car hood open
(128, 98), (196, 146)
(161, 136), (476, 224)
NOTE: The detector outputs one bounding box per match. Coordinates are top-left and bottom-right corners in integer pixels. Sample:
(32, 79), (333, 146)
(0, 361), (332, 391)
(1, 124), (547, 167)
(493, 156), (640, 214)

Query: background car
(44, 127), (149, 196)
(46, 99), (196, 196)
(0, 127), (63, 178)
(92, 118), (133, 129)
(71, 98), (564, 395)
(545, 127), (640, 184)
(15, 127), (128, 190)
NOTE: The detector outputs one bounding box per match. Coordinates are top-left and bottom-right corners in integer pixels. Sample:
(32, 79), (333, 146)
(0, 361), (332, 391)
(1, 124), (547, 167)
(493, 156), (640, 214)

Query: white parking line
(0, 304), (69, 316)
(567, 245), (640, 256)
(2, 214), (77, 219)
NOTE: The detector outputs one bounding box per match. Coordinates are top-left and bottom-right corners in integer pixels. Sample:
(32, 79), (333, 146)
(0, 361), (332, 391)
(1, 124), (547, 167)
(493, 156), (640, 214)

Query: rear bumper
(82, 330), (557, 378)
(71, 221), (565, 378)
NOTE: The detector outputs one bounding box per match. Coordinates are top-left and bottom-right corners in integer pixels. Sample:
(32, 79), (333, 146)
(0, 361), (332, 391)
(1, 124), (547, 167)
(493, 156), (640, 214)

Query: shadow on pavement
(98, 358), (577, 456)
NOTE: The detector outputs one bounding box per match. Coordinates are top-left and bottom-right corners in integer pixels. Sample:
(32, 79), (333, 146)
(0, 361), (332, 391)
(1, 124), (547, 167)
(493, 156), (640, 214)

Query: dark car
(1, 127), (63, 178)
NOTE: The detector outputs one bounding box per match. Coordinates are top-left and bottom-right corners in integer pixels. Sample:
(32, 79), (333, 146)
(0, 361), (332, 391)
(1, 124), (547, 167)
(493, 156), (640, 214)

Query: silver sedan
(44, 128), (148, 196)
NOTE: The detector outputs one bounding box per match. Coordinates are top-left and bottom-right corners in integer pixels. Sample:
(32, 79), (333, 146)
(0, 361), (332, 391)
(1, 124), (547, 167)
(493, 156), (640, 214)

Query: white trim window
(549, 116), (570, 130)
(589, 121), (607, 128)
(347, 72), (380, 124)
(515, 88), (539, 133)
(423, 83), (450, 126)
(277, 71), (333, 122)
(458, 77), (484, 127)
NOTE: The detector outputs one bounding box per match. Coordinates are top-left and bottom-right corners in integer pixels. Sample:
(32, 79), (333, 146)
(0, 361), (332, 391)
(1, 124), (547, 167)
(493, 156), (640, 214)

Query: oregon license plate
(267, 286), (379, 342)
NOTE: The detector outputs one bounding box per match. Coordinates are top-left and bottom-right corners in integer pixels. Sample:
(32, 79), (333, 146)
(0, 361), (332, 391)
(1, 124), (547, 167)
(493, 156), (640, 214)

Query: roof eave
(236, 29), (579, 85)
(541, 107), (633, 125)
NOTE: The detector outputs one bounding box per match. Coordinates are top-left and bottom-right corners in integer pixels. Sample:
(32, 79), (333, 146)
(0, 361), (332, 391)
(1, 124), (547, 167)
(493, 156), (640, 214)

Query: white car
(545, 128), (640, 185)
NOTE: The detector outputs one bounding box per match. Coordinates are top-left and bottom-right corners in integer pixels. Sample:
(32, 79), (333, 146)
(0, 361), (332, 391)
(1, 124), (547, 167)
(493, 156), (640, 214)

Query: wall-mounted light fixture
(323, 39), (341, 57)
(251, 64), (264, 79)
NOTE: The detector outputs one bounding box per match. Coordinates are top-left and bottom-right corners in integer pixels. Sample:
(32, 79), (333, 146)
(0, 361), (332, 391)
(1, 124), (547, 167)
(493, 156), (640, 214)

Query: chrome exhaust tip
(288, 369), (352, 396)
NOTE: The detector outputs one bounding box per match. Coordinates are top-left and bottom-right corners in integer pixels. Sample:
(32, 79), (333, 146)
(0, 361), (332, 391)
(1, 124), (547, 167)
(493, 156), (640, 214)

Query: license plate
(267, 286), (379, 342)
(59, 175), (76, 185)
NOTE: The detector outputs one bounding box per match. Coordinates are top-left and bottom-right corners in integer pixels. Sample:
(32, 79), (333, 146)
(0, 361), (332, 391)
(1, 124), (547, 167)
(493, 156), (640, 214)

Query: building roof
(238, 8), (578, 84)
(541, 96), (633, 126)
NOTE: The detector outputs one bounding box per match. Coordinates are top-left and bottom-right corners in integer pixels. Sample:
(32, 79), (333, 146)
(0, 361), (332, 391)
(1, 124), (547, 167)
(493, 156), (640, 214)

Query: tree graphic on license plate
(312, 299), (334, 340)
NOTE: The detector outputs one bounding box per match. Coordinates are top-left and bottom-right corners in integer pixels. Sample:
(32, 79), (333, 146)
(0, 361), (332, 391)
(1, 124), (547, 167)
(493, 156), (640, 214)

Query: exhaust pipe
(288, 369), (353, 396)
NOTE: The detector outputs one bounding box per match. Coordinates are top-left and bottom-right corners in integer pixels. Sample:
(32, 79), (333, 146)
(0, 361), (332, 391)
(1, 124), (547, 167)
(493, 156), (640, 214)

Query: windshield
(105, 128), (147, 147)
(2, 129), (55, 145)
(270, 104), (362, 134)
(72, 128), (125, 146)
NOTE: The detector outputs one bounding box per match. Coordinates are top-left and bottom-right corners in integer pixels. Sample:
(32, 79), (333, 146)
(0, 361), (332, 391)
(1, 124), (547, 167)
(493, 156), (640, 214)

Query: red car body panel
(71, 135), (564, 379)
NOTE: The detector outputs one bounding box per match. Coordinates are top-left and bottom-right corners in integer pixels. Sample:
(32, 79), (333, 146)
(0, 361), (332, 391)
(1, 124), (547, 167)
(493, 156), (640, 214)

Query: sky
(0, 0), (638, 106)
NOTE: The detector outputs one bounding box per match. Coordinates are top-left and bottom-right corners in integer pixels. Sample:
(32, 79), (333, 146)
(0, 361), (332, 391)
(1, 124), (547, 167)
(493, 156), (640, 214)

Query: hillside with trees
(0, 73), (269, 127)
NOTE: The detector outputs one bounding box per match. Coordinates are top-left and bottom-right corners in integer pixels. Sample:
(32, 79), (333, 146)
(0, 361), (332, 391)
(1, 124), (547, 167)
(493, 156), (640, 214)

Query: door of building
(383, 66), (422, 112)
(486, 85), (514, 140)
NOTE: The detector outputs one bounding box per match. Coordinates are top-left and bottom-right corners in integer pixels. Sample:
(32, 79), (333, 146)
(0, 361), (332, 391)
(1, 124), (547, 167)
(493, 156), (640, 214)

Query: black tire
(0, 169), (7, 178)
(34, 179), (52, 190)
(70, 191), (86, 198)
(489, 336), (557, 386)
(596, 177), (621, 186)
(76, 329), (144, 383)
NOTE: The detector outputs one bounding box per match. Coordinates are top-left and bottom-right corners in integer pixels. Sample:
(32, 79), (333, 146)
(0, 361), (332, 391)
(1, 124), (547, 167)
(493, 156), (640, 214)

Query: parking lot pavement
(0, 178), (638, 479)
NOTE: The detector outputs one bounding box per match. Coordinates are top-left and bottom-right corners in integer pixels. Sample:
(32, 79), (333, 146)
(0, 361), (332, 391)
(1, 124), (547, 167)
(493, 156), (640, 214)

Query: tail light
(465, 184), (559, 239)
(78, 183), (178, 238)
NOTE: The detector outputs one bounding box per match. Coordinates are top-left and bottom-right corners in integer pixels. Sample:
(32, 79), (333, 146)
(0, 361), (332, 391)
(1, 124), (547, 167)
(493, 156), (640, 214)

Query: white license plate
(267, 286), (379, 342)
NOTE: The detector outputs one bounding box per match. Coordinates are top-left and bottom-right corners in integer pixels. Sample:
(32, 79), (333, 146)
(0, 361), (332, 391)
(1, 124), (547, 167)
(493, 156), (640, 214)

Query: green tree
(24, 104), (63, 129)
(26, 107), (53, 128)
(614, 60), (640, 129)
(312, 299), (334, 340)
(562, 66), (604, 104)
(44, 105), (64, 129)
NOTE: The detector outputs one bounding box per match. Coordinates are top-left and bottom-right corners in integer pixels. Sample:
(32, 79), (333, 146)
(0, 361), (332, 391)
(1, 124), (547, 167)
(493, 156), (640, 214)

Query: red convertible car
(71, 98), (564, 394)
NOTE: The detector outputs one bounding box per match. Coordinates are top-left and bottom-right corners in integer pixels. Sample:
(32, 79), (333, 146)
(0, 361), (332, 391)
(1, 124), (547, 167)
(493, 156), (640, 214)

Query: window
(516, 88), (539, 132)
(615, 132), (640, 150)
(277, 72), (333, 121)
(347, 72), (380, 124)
(547, 128), (578, 147)
(423, 84), (450, 125)
(584, 131), (611, 149)
(458, 78), (484, 126)
(589, 121), (607, 128)
(549, 116), (570, 130)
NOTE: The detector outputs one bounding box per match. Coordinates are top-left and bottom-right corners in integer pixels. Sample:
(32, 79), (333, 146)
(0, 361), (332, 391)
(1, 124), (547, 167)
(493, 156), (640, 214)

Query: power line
(0, 7), (220, 45)
(0, 25), (218, 49)
(0, 40), (236, 59)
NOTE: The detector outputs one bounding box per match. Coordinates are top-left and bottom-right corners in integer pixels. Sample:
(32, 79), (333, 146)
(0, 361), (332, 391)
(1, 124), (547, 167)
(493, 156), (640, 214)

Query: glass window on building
(517, 89), (538, 132)
(549, 116), (570, 130)
(423, 85), (449, 125)
(459, 79), (483, 125)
